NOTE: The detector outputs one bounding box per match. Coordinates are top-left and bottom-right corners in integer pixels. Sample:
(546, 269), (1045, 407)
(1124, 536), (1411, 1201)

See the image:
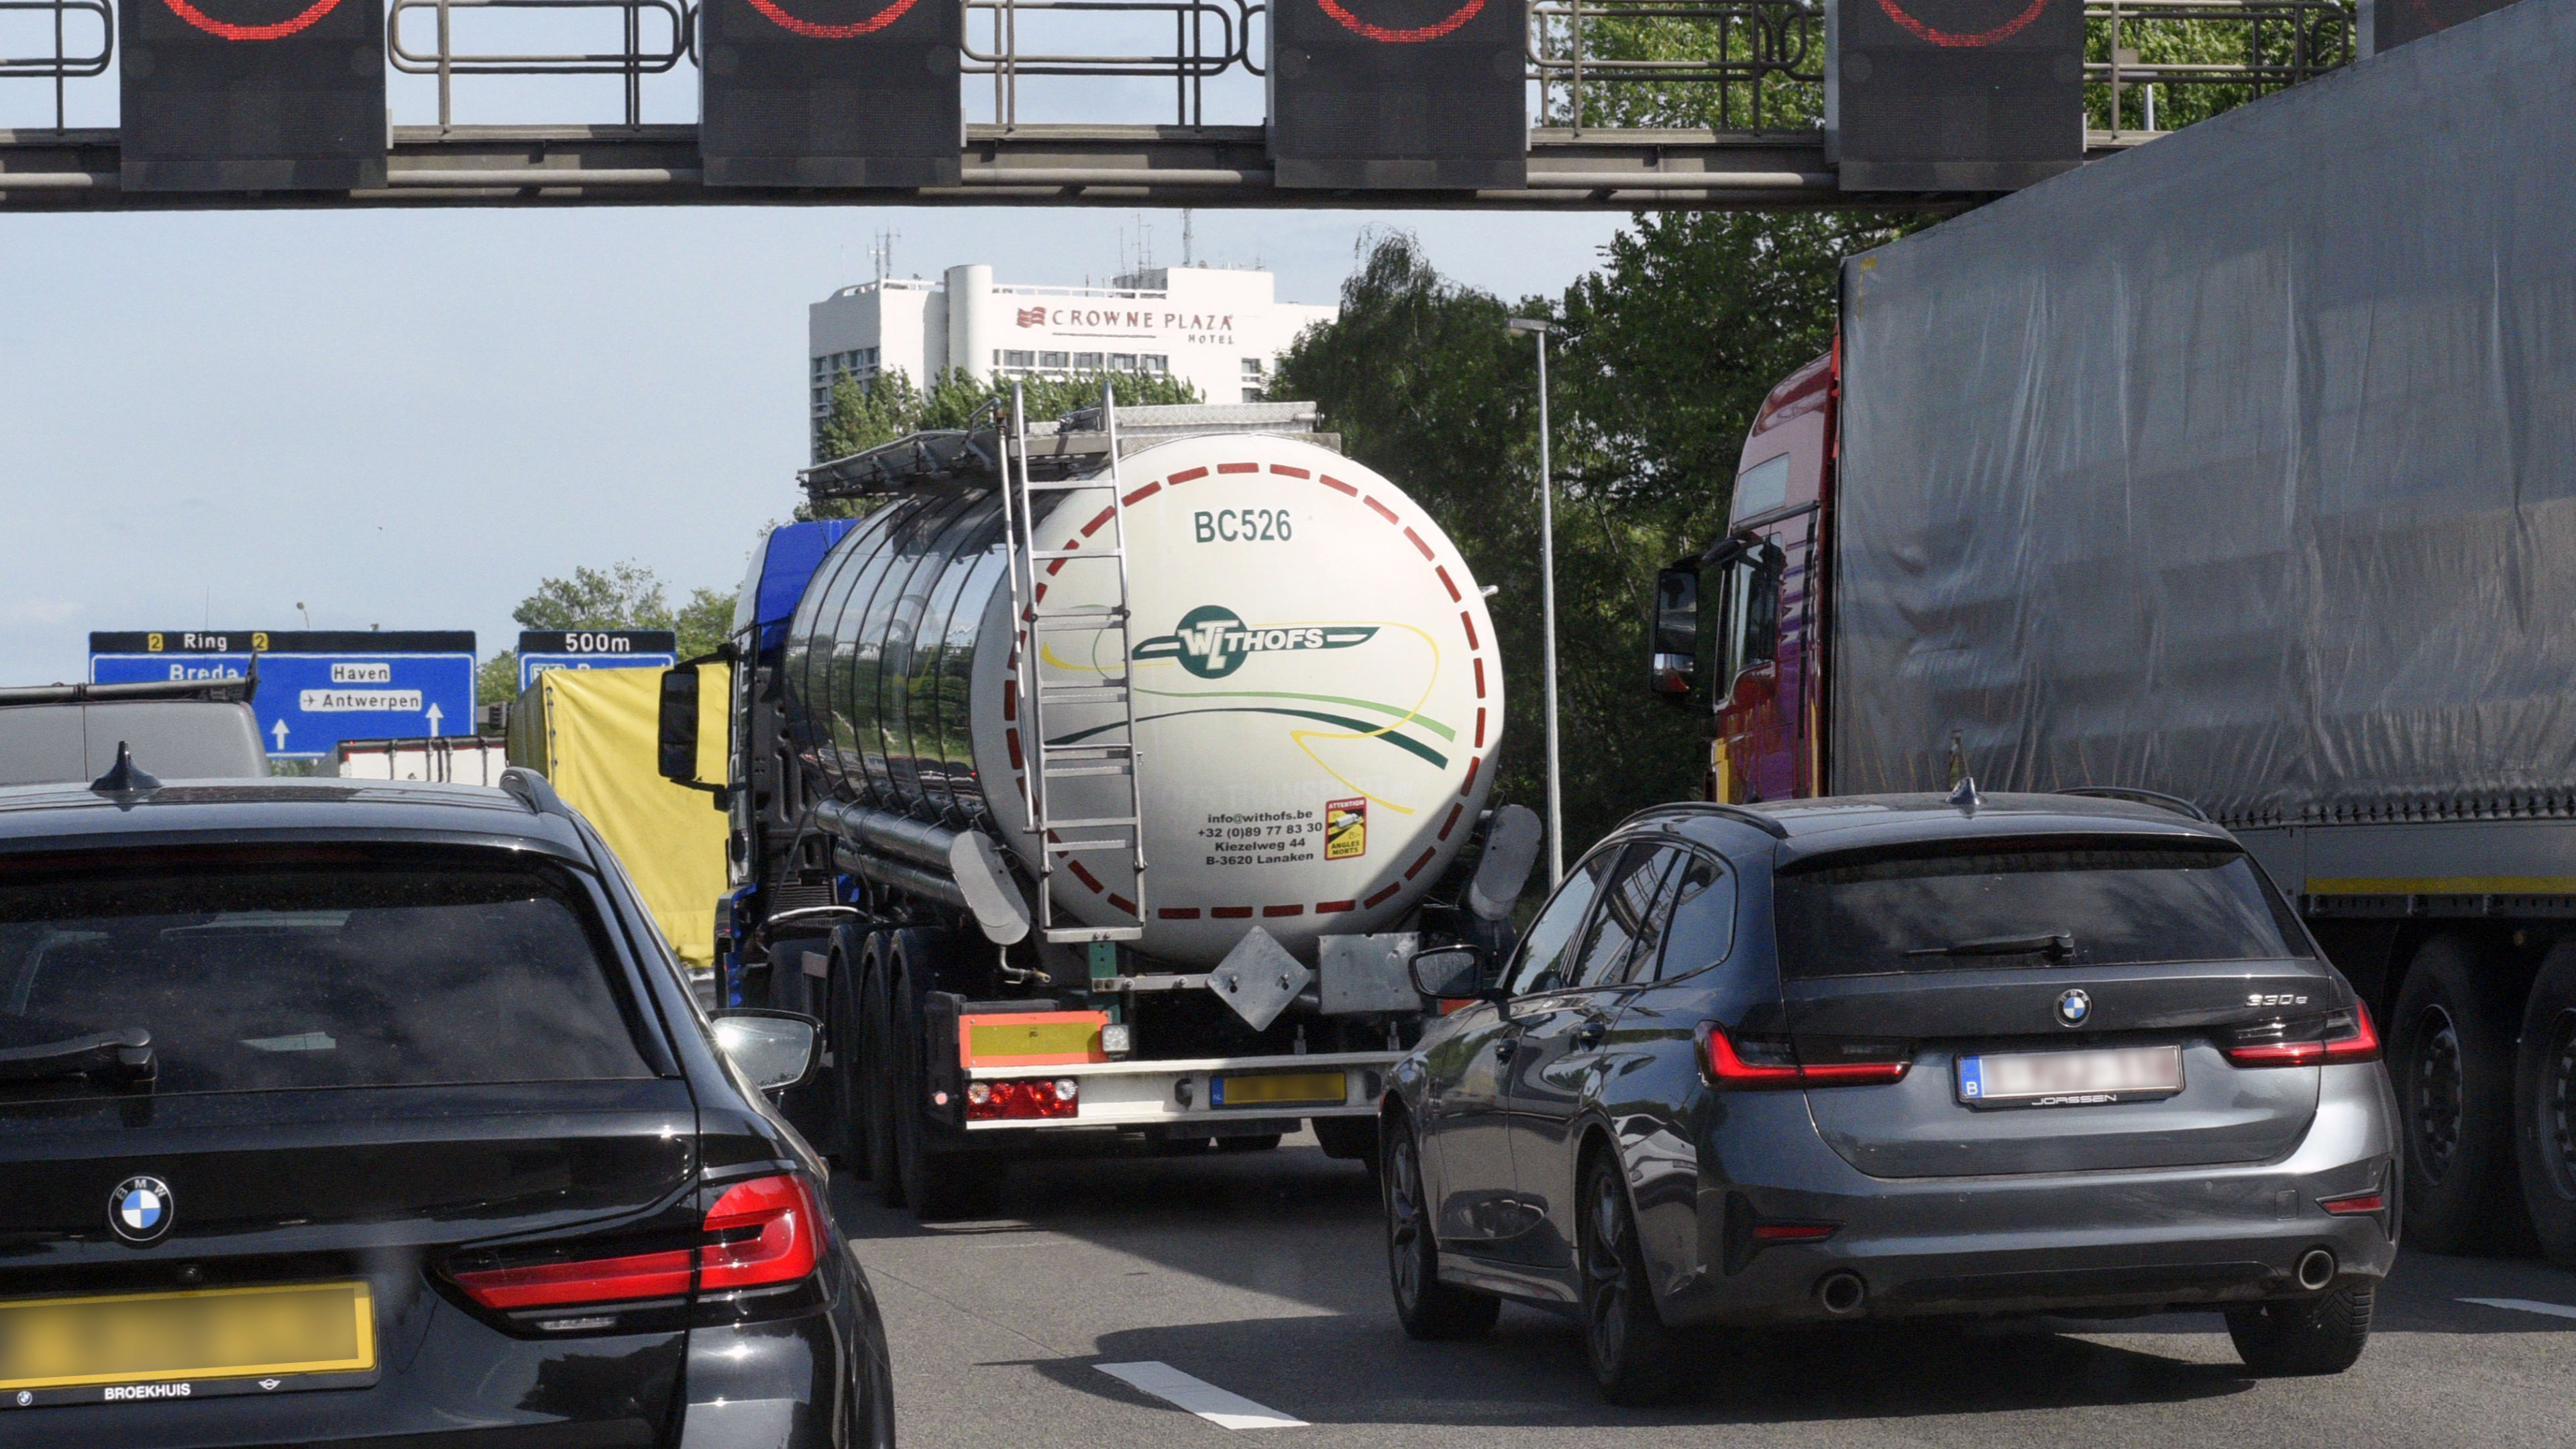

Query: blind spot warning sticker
(1326, 798), (1368, 860)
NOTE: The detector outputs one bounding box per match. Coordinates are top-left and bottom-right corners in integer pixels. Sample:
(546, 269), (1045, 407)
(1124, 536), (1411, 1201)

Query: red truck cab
(1652, 348), (1837, 803)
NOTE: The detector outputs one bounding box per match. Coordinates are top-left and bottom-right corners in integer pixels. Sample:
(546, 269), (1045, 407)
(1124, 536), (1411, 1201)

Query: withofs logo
(1132, 606), (1377, 680)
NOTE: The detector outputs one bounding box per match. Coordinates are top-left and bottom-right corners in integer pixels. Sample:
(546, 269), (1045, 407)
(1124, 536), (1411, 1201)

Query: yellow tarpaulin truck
(508, 664), (729, 965)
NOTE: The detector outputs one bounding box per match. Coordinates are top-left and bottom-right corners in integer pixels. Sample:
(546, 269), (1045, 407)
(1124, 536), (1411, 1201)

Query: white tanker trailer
(656, 397), (1542, 1218)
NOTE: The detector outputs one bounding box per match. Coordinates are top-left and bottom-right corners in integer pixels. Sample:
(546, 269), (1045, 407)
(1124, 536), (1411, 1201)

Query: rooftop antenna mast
(871, 229), (898, 282)
(1181, 209), (1193, 266)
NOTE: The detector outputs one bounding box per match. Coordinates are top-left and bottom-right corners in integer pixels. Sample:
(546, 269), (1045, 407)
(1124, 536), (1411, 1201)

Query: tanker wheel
(823, 926), (869, 1174)
(2514, 941), (2576, 1268)
(2393, 936), (2536, 1254)
(862, 937), (904, 1209)
(890, 930), (1000, 1222)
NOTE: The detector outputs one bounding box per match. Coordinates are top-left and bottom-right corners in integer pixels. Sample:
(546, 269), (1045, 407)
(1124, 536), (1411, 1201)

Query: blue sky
(0, 17), (1648, 685)
(0, 203), (1627, 686)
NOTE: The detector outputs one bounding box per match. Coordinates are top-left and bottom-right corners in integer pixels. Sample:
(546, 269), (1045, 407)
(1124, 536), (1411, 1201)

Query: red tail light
(1751, 1221), (1841, 1243)
(2318, 1191), (2386, 1216)
(700, 1173), (826, 1291)
(1703, 1026), (1910, 1089)
(453, 1171), (824, 1311)
(453, 1248), (694, 1309)
(2225, 1003), (2380, 1067)
(967, 1077), (1080, 1120)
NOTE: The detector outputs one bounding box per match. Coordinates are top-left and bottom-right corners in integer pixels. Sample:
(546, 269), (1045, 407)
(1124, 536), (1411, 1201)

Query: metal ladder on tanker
(1002, 381), (1148, 944)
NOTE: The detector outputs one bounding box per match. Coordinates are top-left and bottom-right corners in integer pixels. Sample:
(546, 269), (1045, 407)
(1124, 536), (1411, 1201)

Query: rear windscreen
(1773, 841), (2311, 980)
(0, 852), (654, 1095)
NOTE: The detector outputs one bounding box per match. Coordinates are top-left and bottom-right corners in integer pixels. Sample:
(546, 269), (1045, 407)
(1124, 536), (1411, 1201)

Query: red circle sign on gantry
(1313, 0), (1487, 44)
(743, 0), (920, 38)
(1873, 0), (2054, 47)
(161, 0), (343, 40)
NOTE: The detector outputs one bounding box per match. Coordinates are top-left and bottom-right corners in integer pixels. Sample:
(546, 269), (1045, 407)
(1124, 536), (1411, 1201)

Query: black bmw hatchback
(0, 768), (894, 1446)
(1383, 792), (2398, 1403)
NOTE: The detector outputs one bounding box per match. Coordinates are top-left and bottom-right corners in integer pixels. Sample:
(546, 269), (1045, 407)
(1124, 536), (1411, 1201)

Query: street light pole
(1507, 317), (1564, 887)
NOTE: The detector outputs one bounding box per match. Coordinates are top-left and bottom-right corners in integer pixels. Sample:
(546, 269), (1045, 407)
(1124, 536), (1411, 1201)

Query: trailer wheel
(2393, 936), (2537, 1253)
(861, 939), (905, 1210)
(824, 926), (870, 1175)
(890, 930), (1000, 1222)
(2514, 941), (2576, 1269)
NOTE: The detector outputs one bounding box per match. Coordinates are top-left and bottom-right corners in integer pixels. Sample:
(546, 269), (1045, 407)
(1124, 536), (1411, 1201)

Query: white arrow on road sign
(271, 718), (290, 751)
(425, 702), (443, 737)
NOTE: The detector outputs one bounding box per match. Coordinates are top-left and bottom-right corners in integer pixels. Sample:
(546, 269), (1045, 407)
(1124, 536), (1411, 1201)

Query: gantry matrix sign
(516, 629), (679, 694)
(1268, 0), (1527, 189)
(119, 0), (386, 191)
(90, 631), (474, 760)
(698, 0), (963, 187)
(2367, 0), (2515, 55)
(1827, 0), (2085, 192)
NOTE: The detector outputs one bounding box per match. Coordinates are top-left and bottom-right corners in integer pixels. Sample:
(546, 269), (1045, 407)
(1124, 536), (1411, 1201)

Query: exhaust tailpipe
(1815, 1271), (1867, 1316)
(2296, 1248), (2337, 1291)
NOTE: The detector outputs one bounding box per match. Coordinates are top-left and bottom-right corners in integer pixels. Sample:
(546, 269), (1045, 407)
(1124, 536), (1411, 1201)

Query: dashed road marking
(1095, 1360), (1307, 1430)
(2457, 1297), (2576, 1321)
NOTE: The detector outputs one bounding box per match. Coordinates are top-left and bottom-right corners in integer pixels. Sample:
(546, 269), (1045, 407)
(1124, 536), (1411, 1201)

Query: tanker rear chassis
(719, 883), (1431, 1218)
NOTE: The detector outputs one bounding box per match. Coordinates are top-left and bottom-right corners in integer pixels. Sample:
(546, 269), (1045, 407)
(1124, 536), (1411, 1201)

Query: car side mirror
(710, 1009), (819, 1093)
(1409, 945), (1495, 1002)
(1651, 565), (1699, 709)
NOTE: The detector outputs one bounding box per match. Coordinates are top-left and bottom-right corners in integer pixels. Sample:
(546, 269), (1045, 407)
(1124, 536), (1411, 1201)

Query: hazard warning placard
(1326, 798), (1368, 860)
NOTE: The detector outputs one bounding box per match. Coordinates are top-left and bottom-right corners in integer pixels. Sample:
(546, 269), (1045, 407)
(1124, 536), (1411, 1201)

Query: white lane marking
(1095, 1361), (1307, 1431)
(2458, 1297), (2576, 1321)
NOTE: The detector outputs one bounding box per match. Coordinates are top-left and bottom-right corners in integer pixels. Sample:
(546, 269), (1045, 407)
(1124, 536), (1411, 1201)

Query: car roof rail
(499, 766), (571, 819)
(2059, 786), (2212, 823)
(1630, 800), (1791, 840)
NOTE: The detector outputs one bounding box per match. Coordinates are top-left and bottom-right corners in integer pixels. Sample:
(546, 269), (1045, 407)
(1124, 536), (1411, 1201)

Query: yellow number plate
(1209, 1071), (1347, 1108)
(0, 1280), (376, 1393)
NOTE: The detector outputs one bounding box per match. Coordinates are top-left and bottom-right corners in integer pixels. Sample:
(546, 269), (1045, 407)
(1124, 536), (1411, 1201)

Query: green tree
(479, 562), (738, 706)
(675, 585), (734, 661)
(1542, 5), (2353, 137)
(1272, 217), (1902, 859)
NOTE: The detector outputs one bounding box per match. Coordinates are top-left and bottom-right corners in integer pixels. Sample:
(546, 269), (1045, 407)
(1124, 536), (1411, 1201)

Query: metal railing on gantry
(0, 0), (2355, 208)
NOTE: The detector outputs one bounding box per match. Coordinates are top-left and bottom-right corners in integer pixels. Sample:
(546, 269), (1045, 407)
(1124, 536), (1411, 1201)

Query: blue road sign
(517, 629), (678, 694)
(90, 631), (476, 761)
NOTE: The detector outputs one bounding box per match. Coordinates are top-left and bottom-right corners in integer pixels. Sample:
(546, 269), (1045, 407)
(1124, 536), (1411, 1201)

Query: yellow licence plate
(1209, 1071), (1348, 1108)
(0, 1280), (376, 1398)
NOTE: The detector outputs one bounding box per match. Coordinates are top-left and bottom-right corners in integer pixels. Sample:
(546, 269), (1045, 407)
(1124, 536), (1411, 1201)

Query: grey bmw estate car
(1382, 790), (2399, 1403)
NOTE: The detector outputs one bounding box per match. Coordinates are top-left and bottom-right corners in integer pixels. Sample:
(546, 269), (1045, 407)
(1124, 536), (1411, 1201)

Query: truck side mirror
(657, 666), (701, 784)
(1651, 566), (1699, 708)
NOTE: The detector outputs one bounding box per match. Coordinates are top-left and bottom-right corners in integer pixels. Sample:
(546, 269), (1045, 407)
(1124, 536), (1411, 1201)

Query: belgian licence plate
(1208, 1071), (1347, 1108)
(0, 1280), (377, 1409)
(1957, 1044), (2183, 1108)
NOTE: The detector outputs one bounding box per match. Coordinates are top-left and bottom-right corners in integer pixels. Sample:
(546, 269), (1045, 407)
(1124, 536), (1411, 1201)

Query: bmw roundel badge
(109, 1175), (174, 1244)
(2055, 989), (2092, 1028)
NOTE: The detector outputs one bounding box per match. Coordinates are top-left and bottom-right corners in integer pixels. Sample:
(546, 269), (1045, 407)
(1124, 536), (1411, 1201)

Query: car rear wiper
(0, 1027), (156, 1088)
(1906, 932), (2076, 961)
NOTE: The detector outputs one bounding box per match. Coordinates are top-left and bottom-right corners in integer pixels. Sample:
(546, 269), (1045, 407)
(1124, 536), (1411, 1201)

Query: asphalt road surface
(830, 1130), (2576, 1449)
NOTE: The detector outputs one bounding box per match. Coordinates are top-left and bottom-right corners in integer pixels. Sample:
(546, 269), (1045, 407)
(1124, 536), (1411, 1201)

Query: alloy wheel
(1387, 1131), (1426, 1311)
(1582, 1165), (1631, 1370)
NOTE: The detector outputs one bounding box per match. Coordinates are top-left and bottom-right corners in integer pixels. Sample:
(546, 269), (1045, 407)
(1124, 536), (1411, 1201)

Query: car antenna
(89, 741), (162, 802)
(1943, 731), (1980, 814)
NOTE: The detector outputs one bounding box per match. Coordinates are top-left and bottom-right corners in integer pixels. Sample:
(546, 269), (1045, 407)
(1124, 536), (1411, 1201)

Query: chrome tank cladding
(782, 432), (1503, 968)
